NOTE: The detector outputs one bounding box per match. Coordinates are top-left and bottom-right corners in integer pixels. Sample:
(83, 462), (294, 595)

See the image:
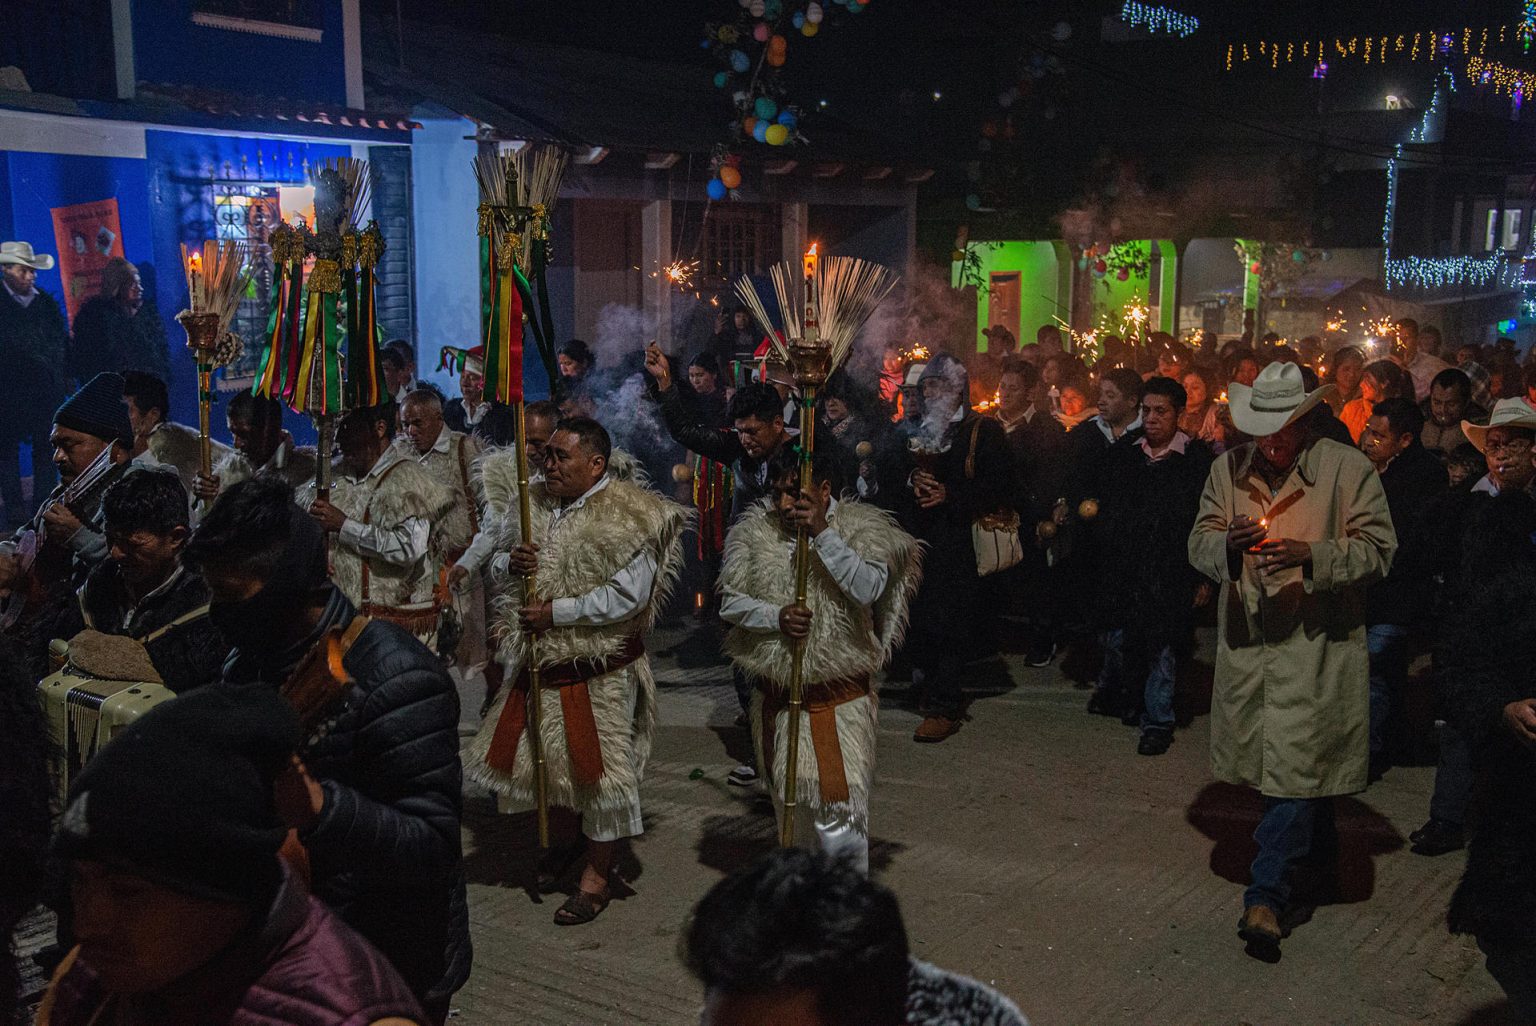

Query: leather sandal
(535, 840), (585, 893)
(553, 887), (612, 926)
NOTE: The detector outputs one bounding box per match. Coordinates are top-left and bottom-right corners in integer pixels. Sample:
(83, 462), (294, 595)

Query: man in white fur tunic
(468, 416), (687, 926)
(720, 446), (921, 872)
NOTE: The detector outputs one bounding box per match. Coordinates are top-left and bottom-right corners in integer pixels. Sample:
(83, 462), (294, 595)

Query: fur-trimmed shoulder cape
(390, 431), (483, 552)
(146, 421), (228, 494)
(721, 498), (922, 689)
(298, 452), (456, 608)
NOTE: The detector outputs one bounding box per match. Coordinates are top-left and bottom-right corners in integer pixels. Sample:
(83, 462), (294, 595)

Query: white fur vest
(477, 445), (648, 523)
(215, 434), (319, 495)
(298, 452), (455, 608)
(390, 431), (482, 553)
(721, 499), (922, 689)
(490, 476), (688, 668)
(146, 421), (228, 495)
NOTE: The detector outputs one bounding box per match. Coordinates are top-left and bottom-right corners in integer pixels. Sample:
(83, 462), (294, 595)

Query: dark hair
(682, 850), (910, 1026)
(1449, 441), (1487, 473)
(999, 356), (1039, 391)
(728, 382), (785, 424)
(558, 338), (594, 368)
(1371, 397), (1423, 440)
(342, 398), (398, 438)
(688, 352), (722, 377)
(103, 466), (189, 534)
(1140, 375), (1187, 410)
(379, 348), (404, 373)
(526, 399), (560, 424)
(554, 415), (612, 463)
(1363, 360), (1412, 399)
(183, 477), (300, 581)
(227, 391), (285, 434)
(122, 371), (169, 422)
(1430, 368), (1472, 403)
(1100, 366), (1144, 398)
(1395, 317), (1419, 334)
(382, 339), (414, 369)
(767, 445), (846, 496)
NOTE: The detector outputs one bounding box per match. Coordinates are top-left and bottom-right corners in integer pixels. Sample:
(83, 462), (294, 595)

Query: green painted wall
(952, 240), (1071, 353)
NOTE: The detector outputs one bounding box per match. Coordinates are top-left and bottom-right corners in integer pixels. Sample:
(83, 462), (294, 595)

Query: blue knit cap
(53, 372), (134, 447)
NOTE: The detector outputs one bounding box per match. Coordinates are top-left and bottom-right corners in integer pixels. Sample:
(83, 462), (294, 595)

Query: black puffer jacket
(222, 589), (471, 1007)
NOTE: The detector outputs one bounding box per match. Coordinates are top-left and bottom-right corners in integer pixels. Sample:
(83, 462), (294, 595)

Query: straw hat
(1227, 362), (1335, 437)
(0, 241), (54, 270)
(1463, 397), (1536, 453)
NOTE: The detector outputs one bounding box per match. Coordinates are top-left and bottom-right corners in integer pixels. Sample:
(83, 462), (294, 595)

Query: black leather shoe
(1409, 818), (1464, 856)
(1087, 692), (1124, 717)
(1137, 729), (1173, 756)
(1025, 641), (1056, 667)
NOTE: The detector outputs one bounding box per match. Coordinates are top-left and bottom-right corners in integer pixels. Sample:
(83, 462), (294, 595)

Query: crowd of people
(3, 228), (1536, 1022)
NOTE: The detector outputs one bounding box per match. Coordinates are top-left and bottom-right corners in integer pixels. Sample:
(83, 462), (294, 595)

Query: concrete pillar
(641, 198), (672, 342)
(782, 201), (807, 262)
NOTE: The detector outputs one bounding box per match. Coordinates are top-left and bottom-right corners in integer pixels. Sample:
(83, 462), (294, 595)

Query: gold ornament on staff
(735, 244), (899, 848)
(176, 240), (252, 478)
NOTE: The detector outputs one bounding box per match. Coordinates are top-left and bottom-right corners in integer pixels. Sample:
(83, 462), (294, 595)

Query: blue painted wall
(132, 1), (348, 106)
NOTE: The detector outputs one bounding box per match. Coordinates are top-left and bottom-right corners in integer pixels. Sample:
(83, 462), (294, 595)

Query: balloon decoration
(702, 0), (876, 201)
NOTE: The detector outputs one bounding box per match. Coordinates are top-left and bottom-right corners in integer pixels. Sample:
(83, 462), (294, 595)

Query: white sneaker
(727, 764), (758, 786)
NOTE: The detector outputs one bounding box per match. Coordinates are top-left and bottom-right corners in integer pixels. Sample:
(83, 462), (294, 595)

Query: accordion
(39, 654), (174, 804)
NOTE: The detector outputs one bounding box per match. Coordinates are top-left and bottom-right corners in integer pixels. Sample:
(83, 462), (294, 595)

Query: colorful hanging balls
(1116, 268), (1129, 281)
(719, 25), (739, 43)
(749, 0), (765, 14)
(730, 49), (750, 73)
(776, 110), (797, 127)
(753, 120), (770, 142)
(765, 123), (789, 145)
(713, 71), (729, 88)
(792, 11), (805, 27)
(753, 22), (771, 42)
(1095, 259), (1108, 274)
(754, 96), (778, 120)
(806, 2), (824, 23)
(743, 116), (758, 135)
(769, 33), (787, 51)
(1291, 249), (1307, 263)
(707, 178), (728, 201)
(765, 0), (783, 16)
(802, 20), (819, 35)
(719, 165), (742, 189)
(1077, 257), (1088, 270)
(965, 194), (981, 210)
(767, 48), (786, 67)
(1249, 261), (1262, 274)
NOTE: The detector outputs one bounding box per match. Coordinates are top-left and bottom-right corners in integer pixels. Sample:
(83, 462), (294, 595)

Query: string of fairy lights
(1118, 2), (1198, 38)
(1225, 25), (1510, 72)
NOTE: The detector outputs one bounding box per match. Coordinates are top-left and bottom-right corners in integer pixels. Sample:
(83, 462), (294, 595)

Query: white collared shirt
(718, 497), (891, 632)
(1093, 413), (1142, 442)
(1139, 430), (1190, 462)
(461, 398), (491, 427)
(336, 448), (430, 569)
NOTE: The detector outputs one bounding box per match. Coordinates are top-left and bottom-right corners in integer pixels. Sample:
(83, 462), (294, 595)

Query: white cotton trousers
(774, 799), (870, 875)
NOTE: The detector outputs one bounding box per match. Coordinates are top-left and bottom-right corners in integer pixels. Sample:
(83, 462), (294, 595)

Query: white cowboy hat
(1227, 361), (1335, 437)
(1463, 397), (1536, 453)
(0, 241), (54, 270)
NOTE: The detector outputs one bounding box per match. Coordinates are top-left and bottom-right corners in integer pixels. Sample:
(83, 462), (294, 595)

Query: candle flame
(186, 253), (202, 273)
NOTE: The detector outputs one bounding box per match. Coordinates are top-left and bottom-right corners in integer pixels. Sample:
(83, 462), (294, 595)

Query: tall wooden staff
(474, 148), (567, 848)
(735, 245), (898, 847)
(177, 241), (251, 475)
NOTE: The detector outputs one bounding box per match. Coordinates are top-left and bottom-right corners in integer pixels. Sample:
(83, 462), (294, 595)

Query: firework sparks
(903, 344), (931, 362)
(976, 389), (1001, 413)
(651, 258), (700, 294)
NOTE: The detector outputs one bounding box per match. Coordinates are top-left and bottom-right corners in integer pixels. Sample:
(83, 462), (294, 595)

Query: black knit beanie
(54, 372), (134, 448)
(54, 682), (300, 905)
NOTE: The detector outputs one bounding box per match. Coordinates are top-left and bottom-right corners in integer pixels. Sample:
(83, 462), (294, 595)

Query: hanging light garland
(1225, 25), (1507, 71)
(1380, 69), (1517, 292)
(1467, 55), (1536, 101)
(1118, 2), (1198, 38)
(1523, 1), (1536, 52)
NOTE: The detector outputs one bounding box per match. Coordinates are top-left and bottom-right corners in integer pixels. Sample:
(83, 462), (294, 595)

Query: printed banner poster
(50, 198), (126, 324)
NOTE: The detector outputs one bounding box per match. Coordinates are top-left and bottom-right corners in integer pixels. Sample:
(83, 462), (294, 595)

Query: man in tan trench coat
(1189, 362), (1397, 957)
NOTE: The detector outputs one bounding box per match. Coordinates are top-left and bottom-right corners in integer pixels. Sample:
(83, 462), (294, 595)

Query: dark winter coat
(0, 636), (52, 1026)
(0, 285), (69, 433)
(999, 407), (1069, 525)
(444, 397), (518, 447)
(655, 381), (783, 521)
(222, 589), (471, 1008)
(1366, 442), (1447, 627)
(41, 866), (426, 1026)
(1090, 433), (1214, 641)
(69, 295), (169, 384)
(1440, 563), (1536, 944)
(78, 563), (229, 694)
(897, 412), (1013, 650)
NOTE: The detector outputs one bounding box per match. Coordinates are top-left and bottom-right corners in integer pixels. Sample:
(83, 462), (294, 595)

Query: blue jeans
(1097, 629), (1175, 732)
(1140, 643), (1176, 732)
(1367, 624), (1410, 757)
(1244, 796), (1338, 912)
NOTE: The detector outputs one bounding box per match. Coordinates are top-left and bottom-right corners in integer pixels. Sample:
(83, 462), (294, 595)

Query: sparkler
(976, 389), (1001, 413)
(651, 257), (701, 295)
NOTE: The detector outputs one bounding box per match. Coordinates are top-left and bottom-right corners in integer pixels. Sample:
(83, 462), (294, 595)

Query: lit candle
(187, 252), (203, 311)
(803, 242), (820, 344)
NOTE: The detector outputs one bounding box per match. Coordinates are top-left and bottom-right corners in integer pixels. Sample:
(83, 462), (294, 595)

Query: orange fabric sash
(484, 635), (646, 786)
(759, 674), (871, 805)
